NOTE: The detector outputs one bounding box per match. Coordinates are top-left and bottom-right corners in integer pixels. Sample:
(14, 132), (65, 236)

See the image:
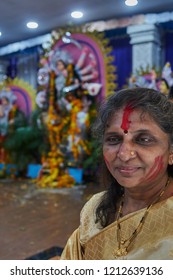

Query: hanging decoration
(36, 27), (116, 188)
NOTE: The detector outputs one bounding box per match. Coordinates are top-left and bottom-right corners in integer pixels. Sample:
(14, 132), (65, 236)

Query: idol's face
(57, 60), (66, 72)
(103, 107), (172, 190)
(1, 97), (9, 106)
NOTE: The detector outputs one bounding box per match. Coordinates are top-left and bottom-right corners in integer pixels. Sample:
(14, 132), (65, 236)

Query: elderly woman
(61, 87), (173, 260)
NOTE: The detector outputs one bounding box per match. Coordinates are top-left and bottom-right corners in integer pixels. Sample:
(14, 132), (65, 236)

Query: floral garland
(37, 71), (75, 188)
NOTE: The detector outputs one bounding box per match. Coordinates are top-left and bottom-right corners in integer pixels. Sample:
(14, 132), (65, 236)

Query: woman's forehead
(106, 107), (156, 129)
(111, 107), (150, 121)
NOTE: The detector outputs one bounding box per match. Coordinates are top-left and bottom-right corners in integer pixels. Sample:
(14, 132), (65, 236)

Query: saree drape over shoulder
(60, 192), (173, 260)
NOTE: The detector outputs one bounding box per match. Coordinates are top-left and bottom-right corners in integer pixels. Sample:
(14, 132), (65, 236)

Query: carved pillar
(127, 24), (163, 74)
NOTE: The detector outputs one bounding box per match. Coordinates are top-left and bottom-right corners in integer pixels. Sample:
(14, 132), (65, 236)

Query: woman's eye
(105, 136), (121, 144)
(136, 135), (154, 144)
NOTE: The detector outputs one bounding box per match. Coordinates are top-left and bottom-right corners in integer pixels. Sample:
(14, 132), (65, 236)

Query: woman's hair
(92, 87), (173, 227)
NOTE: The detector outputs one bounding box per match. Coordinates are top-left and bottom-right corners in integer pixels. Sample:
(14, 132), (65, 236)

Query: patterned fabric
(60, 192), (173, 260)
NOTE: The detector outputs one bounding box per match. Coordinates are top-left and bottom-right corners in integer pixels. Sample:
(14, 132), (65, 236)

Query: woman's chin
(115, 175), (140, 189)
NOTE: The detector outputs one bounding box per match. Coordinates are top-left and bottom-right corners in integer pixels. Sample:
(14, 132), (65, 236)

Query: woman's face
(103, 107), (172, 189)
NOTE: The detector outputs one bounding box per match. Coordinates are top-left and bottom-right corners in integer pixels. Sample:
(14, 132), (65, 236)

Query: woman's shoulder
(81, 191), (106, 216)
(79, 191), (106, 245)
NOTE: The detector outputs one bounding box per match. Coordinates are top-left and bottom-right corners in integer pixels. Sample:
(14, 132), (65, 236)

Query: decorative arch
(39, 28), (117, 98)
(6, 78), (36, 117)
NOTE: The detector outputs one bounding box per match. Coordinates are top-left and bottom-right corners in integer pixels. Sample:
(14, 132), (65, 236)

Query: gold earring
(130, 151), (135, 156)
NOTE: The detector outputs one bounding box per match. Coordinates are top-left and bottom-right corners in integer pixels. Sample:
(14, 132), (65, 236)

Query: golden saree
(60, 192), (173, 260)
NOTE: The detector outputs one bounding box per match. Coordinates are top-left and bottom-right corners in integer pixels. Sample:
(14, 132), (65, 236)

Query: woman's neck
(122, 177), (171, 216)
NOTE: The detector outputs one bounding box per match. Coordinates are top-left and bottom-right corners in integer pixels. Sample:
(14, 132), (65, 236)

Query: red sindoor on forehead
(120, 104), (134, 133)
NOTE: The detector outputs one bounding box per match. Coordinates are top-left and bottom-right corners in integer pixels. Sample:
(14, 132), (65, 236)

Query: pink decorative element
(83, 82), (102, 96)
(79, 64), (93, 75)
(81, 71), (98, 82)
(82, 46), (89, 54)
(90, 60), (97, 67)
(9, 86), (32, 116)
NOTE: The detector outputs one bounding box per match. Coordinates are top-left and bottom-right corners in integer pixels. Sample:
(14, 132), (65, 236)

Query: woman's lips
(116, 166), (140, 175)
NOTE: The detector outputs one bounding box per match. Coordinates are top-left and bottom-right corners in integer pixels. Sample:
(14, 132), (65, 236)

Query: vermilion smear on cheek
(146, 156), (164, 181)
(104, 155), (110, 170)
(121, 104), (134, 133)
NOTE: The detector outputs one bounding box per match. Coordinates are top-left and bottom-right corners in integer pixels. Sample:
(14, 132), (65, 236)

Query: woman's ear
(169, 149), (173, 165)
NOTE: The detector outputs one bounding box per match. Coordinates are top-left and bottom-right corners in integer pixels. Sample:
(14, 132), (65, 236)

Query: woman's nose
(117, 142), (136, 161)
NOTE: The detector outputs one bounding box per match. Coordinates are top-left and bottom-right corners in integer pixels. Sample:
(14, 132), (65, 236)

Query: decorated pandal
(0, 30), (116, 188)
